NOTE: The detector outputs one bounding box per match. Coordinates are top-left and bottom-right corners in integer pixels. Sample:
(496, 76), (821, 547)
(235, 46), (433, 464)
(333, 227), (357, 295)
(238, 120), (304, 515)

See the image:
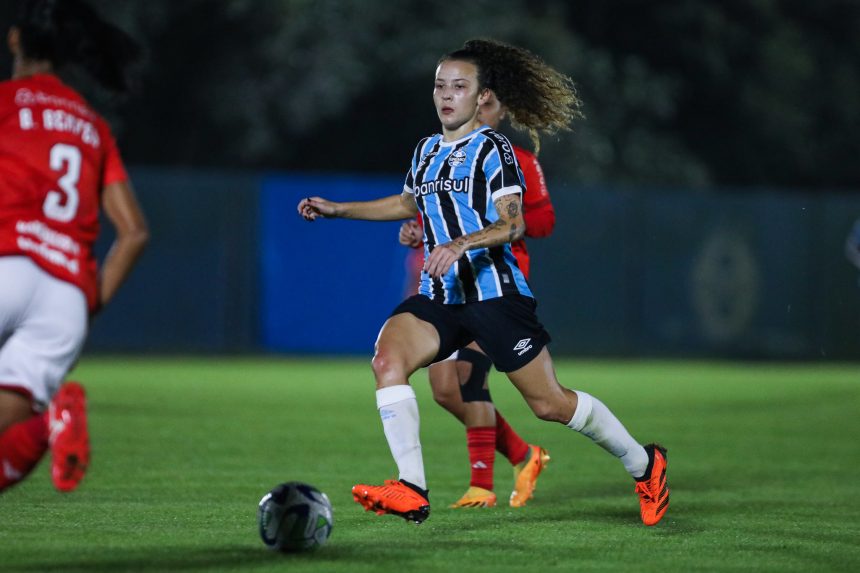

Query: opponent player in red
(0, 0), (148, 494)
(398, 90), (557, 508)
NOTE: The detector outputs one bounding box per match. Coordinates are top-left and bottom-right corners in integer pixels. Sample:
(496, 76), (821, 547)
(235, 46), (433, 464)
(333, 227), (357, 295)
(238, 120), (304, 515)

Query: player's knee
(459, 378), (491, 403)
(371, 349), (406, 384)
(457, 348), (492, 403)
(432, 386), (457, 410)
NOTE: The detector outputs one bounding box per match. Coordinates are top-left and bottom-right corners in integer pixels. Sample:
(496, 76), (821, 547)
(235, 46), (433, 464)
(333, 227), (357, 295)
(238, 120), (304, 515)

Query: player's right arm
(298, 190), (418, 222)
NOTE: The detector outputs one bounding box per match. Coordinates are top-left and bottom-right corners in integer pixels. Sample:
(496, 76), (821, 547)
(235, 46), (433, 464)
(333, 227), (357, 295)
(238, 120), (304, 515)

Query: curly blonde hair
(442, 38), (583, 153)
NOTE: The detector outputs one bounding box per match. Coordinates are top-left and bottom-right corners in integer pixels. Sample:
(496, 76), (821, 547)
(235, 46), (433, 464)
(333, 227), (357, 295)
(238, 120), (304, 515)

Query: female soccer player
(298, 39), (669, 526)
(398, 90), (557, 509)
(0, 0), (148, 493)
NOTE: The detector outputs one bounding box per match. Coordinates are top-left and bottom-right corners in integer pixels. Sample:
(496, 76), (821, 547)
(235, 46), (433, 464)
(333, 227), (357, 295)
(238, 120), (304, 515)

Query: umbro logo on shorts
(513, 338), (533, 356)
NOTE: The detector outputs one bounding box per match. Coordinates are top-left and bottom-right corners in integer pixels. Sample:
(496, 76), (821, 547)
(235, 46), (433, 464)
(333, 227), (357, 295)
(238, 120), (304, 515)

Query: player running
(0, 0), (148, 494)
(298, 39), (669, 526)
(398, 89), (557, 509)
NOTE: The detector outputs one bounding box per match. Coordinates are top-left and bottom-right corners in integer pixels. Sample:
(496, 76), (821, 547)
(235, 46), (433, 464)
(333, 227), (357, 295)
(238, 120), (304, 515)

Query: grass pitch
(1, 357), (858, 572)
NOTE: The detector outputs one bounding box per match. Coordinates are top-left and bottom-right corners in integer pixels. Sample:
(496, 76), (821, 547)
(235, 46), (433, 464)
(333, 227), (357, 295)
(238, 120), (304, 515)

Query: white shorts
(0, 256), (88, 411)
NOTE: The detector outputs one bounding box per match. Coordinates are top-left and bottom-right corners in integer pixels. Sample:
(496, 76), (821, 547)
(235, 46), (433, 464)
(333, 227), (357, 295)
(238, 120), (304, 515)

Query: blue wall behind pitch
(88, 167), (261, 352)
(260, 174), (411, 354)
(86, 167), (860, 360)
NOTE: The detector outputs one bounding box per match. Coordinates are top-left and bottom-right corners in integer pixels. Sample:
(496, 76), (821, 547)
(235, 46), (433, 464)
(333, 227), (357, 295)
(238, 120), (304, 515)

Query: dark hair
(14, 0), (140, 93)
(442, 39), (583, 153)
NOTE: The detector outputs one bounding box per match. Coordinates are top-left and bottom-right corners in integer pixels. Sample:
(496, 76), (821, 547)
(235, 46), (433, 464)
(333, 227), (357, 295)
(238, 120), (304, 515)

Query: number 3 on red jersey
(43, 143), (81, 223)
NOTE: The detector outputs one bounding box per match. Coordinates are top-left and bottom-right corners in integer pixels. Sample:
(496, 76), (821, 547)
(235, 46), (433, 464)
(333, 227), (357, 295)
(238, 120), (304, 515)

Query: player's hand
(399, 220), (422, 248)
(298, 197), (338, 221)
(424, 240), (466, 279)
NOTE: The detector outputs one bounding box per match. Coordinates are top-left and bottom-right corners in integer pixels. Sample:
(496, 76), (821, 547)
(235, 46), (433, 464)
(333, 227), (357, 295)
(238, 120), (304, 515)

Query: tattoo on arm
(497, 195), (524, 242)
(447, 194), (524, 252)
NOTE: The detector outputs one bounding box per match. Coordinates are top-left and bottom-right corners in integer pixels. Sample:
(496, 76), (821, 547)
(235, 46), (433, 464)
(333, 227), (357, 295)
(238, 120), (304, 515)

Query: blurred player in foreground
(0, 0), (148, 493)
(299, 39), (669, 526)
(398, 90), (557, 509)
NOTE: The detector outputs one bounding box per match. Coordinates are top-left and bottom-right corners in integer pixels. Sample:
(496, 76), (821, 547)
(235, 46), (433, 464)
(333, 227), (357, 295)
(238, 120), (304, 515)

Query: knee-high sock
(566, 391), (649, 478)
(376, 385), (426, 490)
(0, 413), (49, 492)
(466, 426), (495, 490)
(494, 410), (530, 466)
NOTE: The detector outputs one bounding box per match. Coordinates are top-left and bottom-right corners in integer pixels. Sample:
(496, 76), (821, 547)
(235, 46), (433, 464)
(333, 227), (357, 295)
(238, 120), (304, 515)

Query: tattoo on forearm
(449, 195), (524, 251)
(466, 221), (498, 242)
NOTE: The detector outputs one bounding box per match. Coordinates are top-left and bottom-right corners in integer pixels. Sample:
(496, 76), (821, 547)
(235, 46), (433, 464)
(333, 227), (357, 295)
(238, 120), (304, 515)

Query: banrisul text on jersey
(403, 126), (534, 304)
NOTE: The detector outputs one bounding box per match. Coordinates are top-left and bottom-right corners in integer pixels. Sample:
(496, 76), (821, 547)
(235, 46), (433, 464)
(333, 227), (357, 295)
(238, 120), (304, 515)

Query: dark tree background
(1, 0), (858, 191)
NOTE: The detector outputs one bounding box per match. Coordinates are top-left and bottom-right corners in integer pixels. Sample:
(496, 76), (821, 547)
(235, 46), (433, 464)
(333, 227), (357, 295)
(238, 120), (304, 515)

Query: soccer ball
(257, 482), (334, 552)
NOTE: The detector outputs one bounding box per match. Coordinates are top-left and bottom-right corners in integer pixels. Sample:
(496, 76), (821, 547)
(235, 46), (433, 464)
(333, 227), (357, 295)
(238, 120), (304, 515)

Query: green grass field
(1, 357), (858, 572)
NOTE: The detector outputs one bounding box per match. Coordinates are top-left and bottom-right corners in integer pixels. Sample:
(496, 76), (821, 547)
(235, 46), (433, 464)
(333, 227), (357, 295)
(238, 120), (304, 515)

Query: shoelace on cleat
(634, 481), (654, 501)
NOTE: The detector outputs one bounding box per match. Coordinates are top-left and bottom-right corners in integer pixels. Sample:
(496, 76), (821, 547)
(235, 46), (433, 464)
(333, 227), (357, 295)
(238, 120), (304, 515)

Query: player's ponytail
(15, 0), (140, 94)
(443, 39), (583, 153)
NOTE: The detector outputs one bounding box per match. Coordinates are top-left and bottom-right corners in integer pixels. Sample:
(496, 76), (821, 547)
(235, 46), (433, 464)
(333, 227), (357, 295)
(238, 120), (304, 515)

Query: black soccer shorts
(390, 294), (551, 372)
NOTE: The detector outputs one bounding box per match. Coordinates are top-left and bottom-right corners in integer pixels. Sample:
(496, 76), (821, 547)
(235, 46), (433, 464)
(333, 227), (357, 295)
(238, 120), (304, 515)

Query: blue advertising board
(260, 174), (412, 354)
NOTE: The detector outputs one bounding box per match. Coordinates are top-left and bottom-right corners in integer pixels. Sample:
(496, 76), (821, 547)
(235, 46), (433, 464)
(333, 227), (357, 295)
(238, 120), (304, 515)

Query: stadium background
(1, 1), (858, 359)
(3, 3), (860, 572)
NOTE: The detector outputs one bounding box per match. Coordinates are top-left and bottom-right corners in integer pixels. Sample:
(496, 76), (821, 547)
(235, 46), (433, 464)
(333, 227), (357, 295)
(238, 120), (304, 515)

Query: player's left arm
(424, 193), (524, 279)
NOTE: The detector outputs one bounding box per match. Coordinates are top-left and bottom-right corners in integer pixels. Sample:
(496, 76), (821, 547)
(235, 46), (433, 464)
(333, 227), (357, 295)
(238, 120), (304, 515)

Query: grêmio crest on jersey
(403, 126), (534, 304)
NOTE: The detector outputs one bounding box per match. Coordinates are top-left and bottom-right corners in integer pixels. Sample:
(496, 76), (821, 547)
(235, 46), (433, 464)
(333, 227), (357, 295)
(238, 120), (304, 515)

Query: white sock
(567, 390), (649, 478)
(376, 385), (426, 490)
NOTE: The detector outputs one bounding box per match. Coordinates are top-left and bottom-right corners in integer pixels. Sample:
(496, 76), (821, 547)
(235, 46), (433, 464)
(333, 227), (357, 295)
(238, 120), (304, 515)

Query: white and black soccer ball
(257, 482), (334, 552)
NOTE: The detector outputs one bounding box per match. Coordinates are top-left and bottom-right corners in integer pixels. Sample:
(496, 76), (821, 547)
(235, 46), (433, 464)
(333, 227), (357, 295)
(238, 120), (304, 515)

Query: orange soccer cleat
(449, 486), (497, 508)
(509, 445), (550, 508)
(634, 443), (669, 526)
(352, 479), (430, 524)
(48, 382), (90, 492)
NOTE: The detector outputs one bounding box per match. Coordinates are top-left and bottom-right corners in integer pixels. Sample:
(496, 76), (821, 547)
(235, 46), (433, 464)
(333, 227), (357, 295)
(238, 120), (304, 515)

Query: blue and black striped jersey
(403, 126), (534, 304)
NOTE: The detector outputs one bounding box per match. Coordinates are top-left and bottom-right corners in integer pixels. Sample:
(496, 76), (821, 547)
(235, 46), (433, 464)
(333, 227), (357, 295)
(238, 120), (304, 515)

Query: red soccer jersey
(511, 146), (555, 278)
(0, 74), (128, 312)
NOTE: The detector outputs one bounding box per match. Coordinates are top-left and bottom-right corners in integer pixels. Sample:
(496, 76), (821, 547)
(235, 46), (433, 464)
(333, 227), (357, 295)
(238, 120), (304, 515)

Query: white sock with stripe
(566, 390), (649, 478)
(376, 385), (426, 490)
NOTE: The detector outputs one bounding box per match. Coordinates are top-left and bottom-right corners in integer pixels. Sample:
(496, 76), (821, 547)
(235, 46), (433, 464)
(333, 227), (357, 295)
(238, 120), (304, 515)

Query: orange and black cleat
(352, 479), (430, 524)
(634, 443), (669, 526)
(48, 382), (90, 492)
